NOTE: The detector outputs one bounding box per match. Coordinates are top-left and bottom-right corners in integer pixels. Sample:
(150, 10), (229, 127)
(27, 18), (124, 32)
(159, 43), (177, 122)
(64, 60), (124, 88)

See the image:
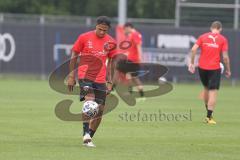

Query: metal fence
(176, 0), (240, 29)
(0, 10), (239, 83)
(0, 13), (239, 83)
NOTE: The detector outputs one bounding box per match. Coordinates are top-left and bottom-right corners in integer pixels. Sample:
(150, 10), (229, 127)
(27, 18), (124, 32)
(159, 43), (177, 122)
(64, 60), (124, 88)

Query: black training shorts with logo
(78, 79), (107, 105)
(198, 67), (221, 90)
(116, 59), (141, 77)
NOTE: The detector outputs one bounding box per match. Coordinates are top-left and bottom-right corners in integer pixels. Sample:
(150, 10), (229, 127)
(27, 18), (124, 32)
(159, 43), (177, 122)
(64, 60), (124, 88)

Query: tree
(0, 0), (175, 19)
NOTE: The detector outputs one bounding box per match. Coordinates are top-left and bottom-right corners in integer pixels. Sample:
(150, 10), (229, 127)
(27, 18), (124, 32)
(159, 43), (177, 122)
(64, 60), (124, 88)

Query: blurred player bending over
(114, 22), (144, 98)
(188, 21), (231, 124)
(67, 16), (115, 147)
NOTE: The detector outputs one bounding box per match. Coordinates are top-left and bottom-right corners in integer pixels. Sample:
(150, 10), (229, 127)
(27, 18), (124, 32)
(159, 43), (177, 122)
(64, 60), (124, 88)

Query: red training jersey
(125, 30), (142, 63)
(72, 31), (116, 83)
(196, 32), (228, 70)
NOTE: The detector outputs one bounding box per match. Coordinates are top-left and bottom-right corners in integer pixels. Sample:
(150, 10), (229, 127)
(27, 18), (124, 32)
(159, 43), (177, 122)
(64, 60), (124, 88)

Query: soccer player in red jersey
(67, 16), (116, 147)
(115, 22), (144, 98)
(188, 21), (231, 124)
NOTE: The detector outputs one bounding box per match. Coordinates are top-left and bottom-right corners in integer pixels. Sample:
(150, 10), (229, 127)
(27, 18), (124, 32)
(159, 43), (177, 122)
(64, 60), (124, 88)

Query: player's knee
(94, 110), (104, 120)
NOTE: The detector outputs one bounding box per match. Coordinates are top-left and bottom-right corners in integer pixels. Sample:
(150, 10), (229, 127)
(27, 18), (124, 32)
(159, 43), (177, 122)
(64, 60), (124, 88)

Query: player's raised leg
(80, 83), (96, 147)
(88, 82), (107, 137)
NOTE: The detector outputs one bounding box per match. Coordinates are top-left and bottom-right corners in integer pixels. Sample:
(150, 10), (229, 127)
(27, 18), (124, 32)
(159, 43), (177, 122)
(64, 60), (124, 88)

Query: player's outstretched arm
(188, 44), (199, 74)
(67, 51), (78, 92)
(222, 51), (231, 78)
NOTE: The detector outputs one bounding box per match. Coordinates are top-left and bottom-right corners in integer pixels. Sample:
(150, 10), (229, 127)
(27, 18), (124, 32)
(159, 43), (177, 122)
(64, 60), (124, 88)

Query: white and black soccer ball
(82, 100), (99, 118)
(220, 62), (224, 74)
(158, 76), (167, 84)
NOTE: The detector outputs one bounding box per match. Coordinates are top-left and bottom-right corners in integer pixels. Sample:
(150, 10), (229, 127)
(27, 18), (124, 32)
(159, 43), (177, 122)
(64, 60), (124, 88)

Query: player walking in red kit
(188, 21), (231, 124)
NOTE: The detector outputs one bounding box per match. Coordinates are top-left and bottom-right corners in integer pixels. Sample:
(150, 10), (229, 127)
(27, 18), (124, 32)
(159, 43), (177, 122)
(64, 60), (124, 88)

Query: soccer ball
(159, 76), (167, 84)
(220, 62), (224, 74)
(82, 100), (99, 118)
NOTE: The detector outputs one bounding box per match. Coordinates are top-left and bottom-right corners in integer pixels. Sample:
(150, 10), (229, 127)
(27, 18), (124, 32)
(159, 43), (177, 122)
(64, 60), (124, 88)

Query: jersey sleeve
(222, 37), (228, 52)
(133, 32), (142, 45)
(72, 35), (84, 54)
(107, 39), (118, 58)
(196, 35), (203, 46)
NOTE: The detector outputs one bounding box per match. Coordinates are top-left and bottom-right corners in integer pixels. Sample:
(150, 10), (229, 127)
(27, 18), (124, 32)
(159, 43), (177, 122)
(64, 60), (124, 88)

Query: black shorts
(116, 59), (141, 77)
(78, 79), (107, 105)
(198, 67), (221, 90)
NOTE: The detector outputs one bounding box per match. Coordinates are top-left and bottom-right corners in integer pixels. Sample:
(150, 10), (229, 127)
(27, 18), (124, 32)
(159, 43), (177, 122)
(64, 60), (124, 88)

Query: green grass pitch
(0, 79), (240, 160)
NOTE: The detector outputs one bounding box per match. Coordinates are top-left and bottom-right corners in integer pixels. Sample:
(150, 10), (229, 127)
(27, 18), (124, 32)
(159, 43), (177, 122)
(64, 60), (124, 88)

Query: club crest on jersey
(104, 41), (116, 52)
